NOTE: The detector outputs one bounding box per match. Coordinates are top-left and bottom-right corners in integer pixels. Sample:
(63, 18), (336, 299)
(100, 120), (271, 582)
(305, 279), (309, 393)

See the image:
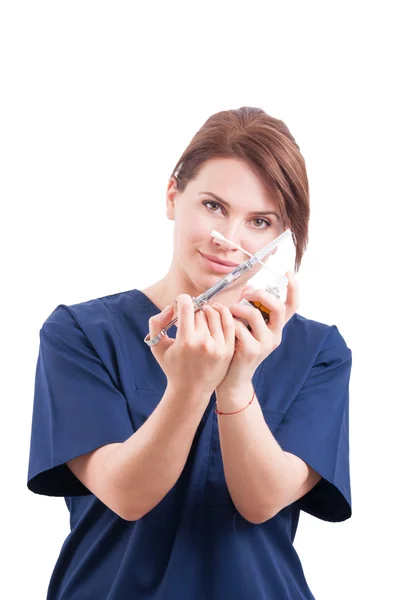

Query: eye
(202, 201), (271, 230)
(252, 218), (271, 229)
(203, 200), (222, 214)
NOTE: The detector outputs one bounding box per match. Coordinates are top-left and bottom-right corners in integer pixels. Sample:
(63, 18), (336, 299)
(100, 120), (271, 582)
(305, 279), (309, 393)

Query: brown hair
(170, 106), (310, 272)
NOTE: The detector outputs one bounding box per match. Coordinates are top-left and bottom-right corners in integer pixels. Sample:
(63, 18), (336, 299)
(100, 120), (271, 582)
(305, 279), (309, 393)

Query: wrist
(166, 381), (212, 406)
(215, 382), (254, 411)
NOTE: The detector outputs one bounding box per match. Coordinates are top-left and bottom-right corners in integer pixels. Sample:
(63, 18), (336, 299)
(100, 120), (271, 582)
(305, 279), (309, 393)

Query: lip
(200, 252), (239, 273)
(200, 253), (239, 267)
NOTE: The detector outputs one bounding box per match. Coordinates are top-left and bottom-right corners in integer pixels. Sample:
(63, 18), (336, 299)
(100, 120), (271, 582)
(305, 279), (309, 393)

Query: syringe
(143, 229), (292, 346)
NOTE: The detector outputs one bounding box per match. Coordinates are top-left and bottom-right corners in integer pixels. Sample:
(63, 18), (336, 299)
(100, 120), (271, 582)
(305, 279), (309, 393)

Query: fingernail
(161, 305), (172, 313)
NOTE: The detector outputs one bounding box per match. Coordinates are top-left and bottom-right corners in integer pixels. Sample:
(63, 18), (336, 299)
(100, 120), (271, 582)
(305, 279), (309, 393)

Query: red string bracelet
(215, 388), (255, 415)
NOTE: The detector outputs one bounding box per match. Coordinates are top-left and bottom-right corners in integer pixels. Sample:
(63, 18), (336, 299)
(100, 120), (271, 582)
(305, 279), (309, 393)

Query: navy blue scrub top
(27, 289), (352, 600)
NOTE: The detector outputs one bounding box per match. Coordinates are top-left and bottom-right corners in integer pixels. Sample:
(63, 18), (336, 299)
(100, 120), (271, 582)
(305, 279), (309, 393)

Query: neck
(141, 270), (246, 313)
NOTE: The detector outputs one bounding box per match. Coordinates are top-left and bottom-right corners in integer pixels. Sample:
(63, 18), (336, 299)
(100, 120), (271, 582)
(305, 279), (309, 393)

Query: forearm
(216, 383), (296, 523)
(105, 384), (210, 520)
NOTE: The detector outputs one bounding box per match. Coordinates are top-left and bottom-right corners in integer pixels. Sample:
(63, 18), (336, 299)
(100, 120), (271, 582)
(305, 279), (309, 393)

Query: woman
(27, 106), (352, 599)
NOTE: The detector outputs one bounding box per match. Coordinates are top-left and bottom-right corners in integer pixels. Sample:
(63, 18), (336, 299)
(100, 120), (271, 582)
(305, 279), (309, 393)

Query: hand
(215, 271), (299, 391)
(148, 294), (236, 396)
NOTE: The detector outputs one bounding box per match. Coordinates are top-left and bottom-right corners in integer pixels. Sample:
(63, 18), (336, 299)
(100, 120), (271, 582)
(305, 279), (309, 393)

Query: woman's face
(165, 156), (285, 304)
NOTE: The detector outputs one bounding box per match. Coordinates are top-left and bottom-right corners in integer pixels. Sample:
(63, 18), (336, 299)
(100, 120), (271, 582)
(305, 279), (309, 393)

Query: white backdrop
(1, 1), (396, 598)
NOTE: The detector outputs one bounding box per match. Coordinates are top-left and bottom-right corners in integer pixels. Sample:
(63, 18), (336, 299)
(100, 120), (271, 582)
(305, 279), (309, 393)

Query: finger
(232, 313), (257, 347)
(238, 285), (255, 302)
(265, 295), (286, 334)
(207, 302), (236, 348)
(284, 271), (299, 322)
(195, 303), (213, 337)
(229, 301), (272, 342)
(202, 303), (225, 343)
(176, 294), (196, 342)
(148, 304), (175, 350)
(216, 303), (236, 349)
(241, 290), (285, 336)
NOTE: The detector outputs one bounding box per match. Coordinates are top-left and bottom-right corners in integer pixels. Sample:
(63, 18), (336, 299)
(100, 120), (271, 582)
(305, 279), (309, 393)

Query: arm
(67, 383), (210, 521)
(216, 383), (321, 524)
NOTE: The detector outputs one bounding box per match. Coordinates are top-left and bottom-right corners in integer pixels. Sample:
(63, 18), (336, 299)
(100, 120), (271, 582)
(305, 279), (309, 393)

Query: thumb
(148, 305), (175, 353)
(239, 285), (255, 301)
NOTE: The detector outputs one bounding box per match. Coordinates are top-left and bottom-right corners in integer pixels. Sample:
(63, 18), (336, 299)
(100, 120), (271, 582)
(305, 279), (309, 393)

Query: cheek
(195, 221), (214, 241)
(173, 216), (208, 254)
(180, 214), (213, 246)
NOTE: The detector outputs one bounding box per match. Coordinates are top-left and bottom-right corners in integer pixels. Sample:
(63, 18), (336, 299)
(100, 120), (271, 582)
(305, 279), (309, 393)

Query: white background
(1, 1), (396, 598)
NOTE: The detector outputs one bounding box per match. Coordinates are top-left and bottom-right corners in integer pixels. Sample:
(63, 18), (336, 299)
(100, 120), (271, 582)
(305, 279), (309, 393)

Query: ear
(166, 177), (178, 221)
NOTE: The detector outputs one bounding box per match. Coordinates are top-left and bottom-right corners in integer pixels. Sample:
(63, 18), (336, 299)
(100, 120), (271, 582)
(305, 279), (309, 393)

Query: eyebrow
(199, 191), (280, 221)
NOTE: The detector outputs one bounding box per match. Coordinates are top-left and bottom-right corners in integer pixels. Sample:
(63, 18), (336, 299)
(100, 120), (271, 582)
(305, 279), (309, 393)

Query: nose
(211, 228), (241, 251)
(213, 236), (232, 249)
(212, 239), (240, 257)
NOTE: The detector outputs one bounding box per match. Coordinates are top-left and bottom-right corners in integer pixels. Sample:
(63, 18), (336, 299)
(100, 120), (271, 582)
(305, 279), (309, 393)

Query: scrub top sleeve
(27, 305), (134, 497)
(276, 325), (352, 522)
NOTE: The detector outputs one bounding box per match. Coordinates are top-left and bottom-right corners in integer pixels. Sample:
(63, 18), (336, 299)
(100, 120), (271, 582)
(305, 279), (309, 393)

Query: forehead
(191, 157), (278, 209)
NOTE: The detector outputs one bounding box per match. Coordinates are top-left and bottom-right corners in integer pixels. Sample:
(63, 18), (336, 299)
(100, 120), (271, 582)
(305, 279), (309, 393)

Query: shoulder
(42, 289), (132, 328)
(40, 290), (133, 354)
(285, 312), (352, 363)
